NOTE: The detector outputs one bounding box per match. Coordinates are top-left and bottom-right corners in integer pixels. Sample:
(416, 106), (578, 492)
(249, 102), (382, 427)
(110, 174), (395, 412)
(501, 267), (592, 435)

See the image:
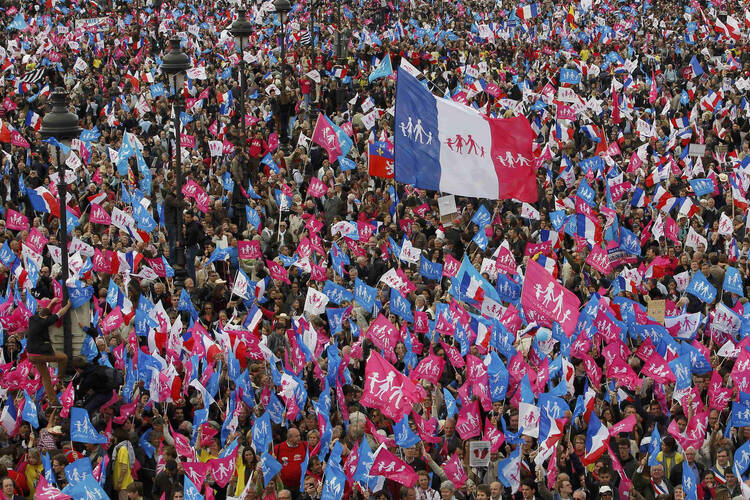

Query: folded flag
(394, 68), (537, 202)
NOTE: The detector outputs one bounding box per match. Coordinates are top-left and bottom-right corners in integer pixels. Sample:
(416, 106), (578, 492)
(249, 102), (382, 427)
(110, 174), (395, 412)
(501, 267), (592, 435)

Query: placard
(647, 299), (666, 324)
(469, 440), (491, 467)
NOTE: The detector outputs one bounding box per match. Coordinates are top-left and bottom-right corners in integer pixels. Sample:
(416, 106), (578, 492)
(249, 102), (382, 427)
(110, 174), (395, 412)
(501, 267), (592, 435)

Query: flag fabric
(311, 114), (343, 162)
(521, 259), (580, 335)
(516, 3), (540, 20)
(394, 67), (537, 202)
(70, 407), (108, 444)
(369, 53), (393, 83)
(368, 141), (394, 178)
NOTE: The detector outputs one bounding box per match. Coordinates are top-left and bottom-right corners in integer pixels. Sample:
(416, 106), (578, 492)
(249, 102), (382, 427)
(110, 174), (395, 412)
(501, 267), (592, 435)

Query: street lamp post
(274, 0), (291, 151)
(160, 37), (190, 248)
(231, 7), (253, 147)
(39, 88), (82, 362)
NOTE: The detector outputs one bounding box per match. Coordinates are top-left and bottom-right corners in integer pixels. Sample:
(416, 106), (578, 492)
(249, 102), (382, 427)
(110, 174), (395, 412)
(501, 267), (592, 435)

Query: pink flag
(266, 259), (291, 284)
(92, 249), (110, 273)
(585, 244), (612, 275)
(641, 353), (676, 384)
(495, 246), (517, 275)
(90, 203), (111, 224)
(365, 314), (399, 356)
(311, 113), (342, 162)
(442, 452), (468, 487)
(34, 475), (71, 500)
(26, 227), (47, 254)
(443, 254), (460, 277)
(483, 417), (505, 452)
(238, 240), (262, 260)
(521, 259), (580, 335)
(608, 414), (637, 437)
(6, 208), (29, 231)
(10, 130), (29, 148)
(649, 70), (657, 104)
(708, 370), (731, 411)
(456, 399), (481, 440)
(360, 351), (422, 420)
(60, 382), (75, 418)
(307, 177), (329, 198)
(369, 445), (418, 487)
(183, 461), (211, 490)
(439, 341), (465, 368)
(171, 422), (196, 460)
(100, 306), (124, 333)
(412, 353), (445, 384)
(268, 132), (279, 151)
(208, 446), (238, 488)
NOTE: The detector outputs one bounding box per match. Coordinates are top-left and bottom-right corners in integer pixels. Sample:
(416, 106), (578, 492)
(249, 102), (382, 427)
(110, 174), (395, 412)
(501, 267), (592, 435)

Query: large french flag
(394, 68), (538, 202)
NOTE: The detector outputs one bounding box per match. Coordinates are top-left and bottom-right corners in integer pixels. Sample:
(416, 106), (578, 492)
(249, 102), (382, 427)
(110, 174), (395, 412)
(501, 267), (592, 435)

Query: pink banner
(360, 351), (422, 421)
(238, 240), (262, 260)
(90, 203), (111, 225)
(521, 260), (580, 335)
(6, 209), (29, 231)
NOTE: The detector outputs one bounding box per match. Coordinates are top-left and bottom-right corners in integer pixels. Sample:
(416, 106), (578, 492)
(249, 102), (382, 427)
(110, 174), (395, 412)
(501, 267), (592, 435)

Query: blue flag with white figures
(64, 457), (94, 486)
(619, 226), (641, 256)
(723, 266), (744, 297)
(369, 53), (393, 83)
(353, 438), (378, 490)
(184, 475), (204, 500)
(682, 459), (697, 500)
(22, 391), (38, 428)
(389, 288), (413, 321)
(648, 425), (661, 466)
(70, 407), (107, 444)
(261, 452), (283, 487)
(497, 446), (521, 490)
(353, 277), (377, 311)
(559, 68), (581, 84)
(734, 439), (750, 477)
(394, 413), (420, 447)
(321, 462), (347, 500)
(322, 280), (353, 305)
(471, 204), (492, 227)
(686, 271), (716, 303)
(419, 255), (443, 281)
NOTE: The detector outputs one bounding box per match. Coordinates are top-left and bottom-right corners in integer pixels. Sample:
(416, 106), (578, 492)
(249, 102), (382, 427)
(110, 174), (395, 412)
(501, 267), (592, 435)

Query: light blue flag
(261, 452), (283, 487)
(368, 53), (393, 83)
(70, 407), (107, 444)
(723, 266), (744, 297)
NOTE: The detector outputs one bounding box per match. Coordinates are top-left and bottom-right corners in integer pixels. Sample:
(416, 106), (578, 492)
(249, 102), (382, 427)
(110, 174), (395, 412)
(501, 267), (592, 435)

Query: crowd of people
(0, 0), (749, 499)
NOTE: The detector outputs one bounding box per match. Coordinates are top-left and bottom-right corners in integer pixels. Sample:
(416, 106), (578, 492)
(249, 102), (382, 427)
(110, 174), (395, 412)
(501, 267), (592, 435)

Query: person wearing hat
(599, 486), (614, 500)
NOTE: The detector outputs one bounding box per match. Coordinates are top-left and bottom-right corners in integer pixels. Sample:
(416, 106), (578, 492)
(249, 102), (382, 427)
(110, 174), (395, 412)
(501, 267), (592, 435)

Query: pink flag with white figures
(456, 399), (481, 440)
(641, 353), (676, 384)
(439, 340), (465, 368)
(34, 475), (71, 500)
(183, 461), (211, 490)
(266, 259), (291, 284)
(585, 244), (612, 275)
(360, 351), (422, 420)
(521, 259), (580, 336)
(60, 382), (75, 418)
(238, 240), (262, 260)
(311, 113), (342, 162)
(365, 314), (399, 357)
(608, 414), (637, 437)
(443, 452), (468, 487)
(6, 209), (28, 231)
(208, 446), (238, 488)
(307, 177), (329, 198)
(709, 370), (731, 411)
(369, 445), (418, 487)
(26, 227), (47, 254)
(100, 306), (124, 333)
(90, 203), (111, 225)
(412, 353), (445, 384)
(495, 246), (517, 275)
(483, 417), (505, 452)
(443, 254), (460, 277)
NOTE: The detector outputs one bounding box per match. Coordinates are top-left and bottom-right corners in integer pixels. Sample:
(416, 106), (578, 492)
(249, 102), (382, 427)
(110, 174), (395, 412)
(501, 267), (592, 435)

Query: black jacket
(27, 312), (59, 355)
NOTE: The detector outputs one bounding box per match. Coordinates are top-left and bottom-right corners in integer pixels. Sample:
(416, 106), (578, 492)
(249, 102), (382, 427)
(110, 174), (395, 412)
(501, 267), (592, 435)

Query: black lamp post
(274, 0), (291, 151)
(231, 7), (253, 147)
(160, 37), (190, 248)
(39, 88), (81, 362)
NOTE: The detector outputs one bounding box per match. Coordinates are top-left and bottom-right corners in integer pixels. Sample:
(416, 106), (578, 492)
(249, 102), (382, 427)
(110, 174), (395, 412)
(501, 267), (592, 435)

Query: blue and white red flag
(394, 68), (537, 201)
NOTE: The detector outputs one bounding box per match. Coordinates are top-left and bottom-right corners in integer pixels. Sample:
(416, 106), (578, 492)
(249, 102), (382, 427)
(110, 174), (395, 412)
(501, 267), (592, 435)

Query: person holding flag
(27, 297), (72, 406)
